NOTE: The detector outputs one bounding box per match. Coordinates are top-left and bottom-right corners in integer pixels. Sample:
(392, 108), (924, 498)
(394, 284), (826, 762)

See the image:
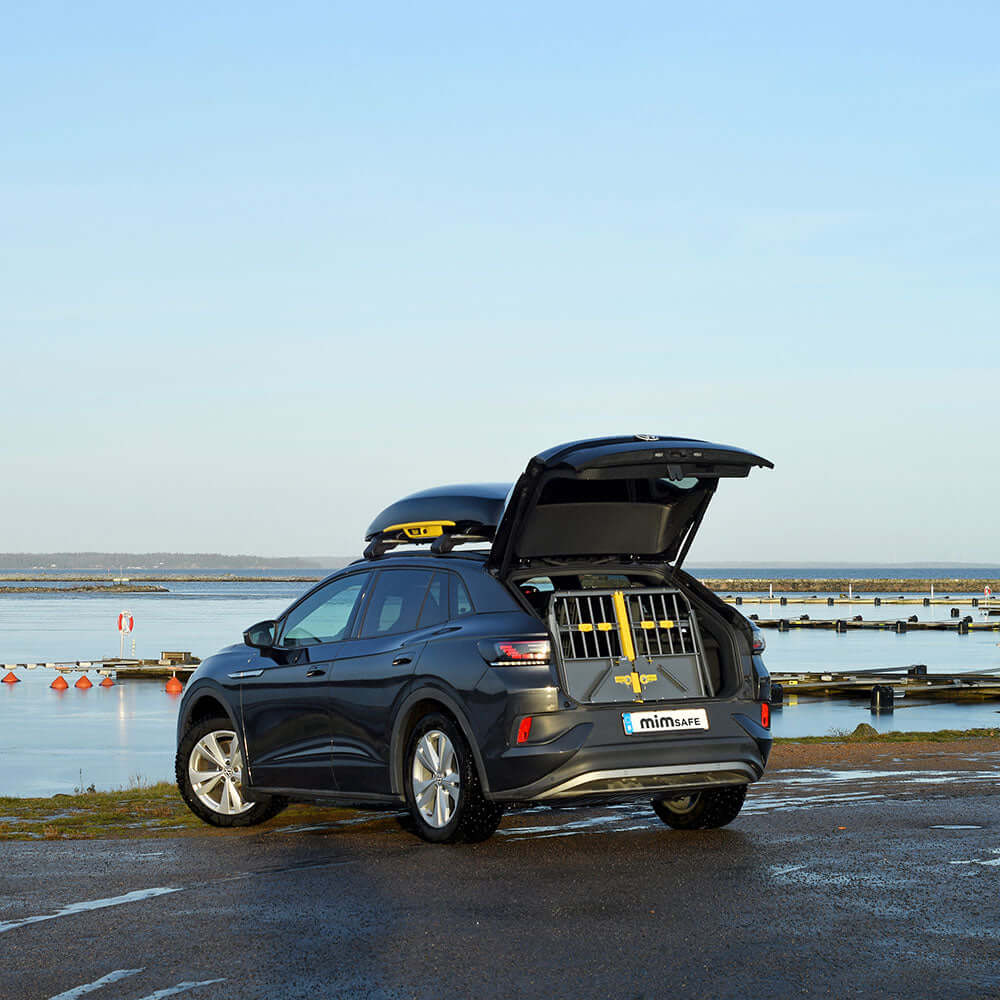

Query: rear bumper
(483, 702), (771, 803)
(498, 759), (757, 802)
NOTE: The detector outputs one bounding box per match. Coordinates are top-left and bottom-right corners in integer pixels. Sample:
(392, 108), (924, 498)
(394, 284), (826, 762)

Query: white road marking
(47, 969), (143, 1000)
(132, 980), (226, 999)
(769, 864), (808, 876)
(0, 858), (354, 939)
(0, 887), (180, 934)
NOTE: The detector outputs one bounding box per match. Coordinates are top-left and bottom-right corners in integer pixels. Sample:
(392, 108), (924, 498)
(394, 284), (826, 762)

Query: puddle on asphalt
(763, 767), (999, 785)
(267, 813), (406, 836)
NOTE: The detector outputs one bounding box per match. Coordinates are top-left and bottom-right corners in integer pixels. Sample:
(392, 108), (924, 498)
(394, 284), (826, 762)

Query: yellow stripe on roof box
(383, 520), (455, 540)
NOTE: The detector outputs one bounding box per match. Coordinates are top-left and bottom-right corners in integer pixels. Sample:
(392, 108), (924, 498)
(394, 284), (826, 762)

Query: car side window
(417, 573), (448, 629)
(359, 570), (435, 638)
(451, 576), (475, 617)
(280, 573), (371, 647)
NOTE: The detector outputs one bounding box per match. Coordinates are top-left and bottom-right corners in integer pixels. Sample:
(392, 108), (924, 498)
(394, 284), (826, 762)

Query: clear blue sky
(3, 3), (998, 561)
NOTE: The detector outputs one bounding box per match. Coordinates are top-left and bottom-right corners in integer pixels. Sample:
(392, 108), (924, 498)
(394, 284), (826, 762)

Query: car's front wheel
(651, 785), (747, 830)
(176, 717), (287, 827)
(403, 713), (504, 843)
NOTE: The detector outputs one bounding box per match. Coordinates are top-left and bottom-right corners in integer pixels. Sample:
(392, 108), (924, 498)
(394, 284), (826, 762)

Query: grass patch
(0, 783), (367, 842)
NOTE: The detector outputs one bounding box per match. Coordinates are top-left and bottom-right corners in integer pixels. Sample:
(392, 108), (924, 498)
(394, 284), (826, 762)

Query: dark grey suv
(175, 435), (773, 842)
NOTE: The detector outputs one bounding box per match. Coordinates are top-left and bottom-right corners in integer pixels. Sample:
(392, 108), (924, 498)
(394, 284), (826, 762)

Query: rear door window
(417, 573), (448, 629)
(359, 570), (435, 638)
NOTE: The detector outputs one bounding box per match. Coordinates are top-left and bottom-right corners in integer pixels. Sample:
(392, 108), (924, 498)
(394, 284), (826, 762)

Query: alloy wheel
(188, 729), (253, 816)
(411, 729), (460, 828)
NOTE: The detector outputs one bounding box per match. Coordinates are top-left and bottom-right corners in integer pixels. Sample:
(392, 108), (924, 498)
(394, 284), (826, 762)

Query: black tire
(176, 717), (288, 828)
(403, 712), (504, 844)
(651, 785), (747, 830)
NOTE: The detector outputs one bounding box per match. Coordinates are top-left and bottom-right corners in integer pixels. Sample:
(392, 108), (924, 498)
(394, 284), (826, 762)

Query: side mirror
(244, 619), (278, 649)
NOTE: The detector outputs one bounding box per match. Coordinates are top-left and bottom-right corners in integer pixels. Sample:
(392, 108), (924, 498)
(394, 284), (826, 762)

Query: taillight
(516, 717), (533, 744)
(761, 702), (770, 729)
(479, 640), (551, 666)
(752, 631), (766, 654)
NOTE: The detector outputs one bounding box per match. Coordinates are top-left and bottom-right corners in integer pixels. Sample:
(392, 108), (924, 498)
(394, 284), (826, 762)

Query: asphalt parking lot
(3, 762), (1000, 1000)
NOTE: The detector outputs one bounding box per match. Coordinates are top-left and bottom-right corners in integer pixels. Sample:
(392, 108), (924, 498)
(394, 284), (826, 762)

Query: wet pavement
(3, 762), (1000, 999)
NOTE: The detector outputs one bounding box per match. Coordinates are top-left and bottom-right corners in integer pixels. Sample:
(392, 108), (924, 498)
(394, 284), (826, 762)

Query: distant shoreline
(0, 574), (323, 583)
(0, 584), (170, 594)
(0, 574), (996, 593)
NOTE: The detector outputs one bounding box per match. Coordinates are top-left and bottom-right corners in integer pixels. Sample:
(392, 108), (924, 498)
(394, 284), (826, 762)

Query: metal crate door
(548, 588), (712, 704)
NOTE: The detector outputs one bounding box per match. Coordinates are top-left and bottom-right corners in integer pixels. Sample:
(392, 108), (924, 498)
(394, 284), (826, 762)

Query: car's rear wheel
(176, 717), (287, 827)
(651, 785), (747, 830)
(403, 712), (504, 843)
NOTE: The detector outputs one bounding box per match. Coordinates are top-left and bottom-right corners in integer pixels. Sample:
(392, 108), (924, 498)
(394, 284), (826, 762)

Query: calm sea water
(2, 567), (998, 796)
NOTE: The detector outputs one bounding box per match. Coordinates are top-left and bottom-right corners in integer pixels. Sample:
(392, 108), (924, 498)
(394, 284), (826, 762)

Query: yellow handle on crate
(612, 591), (636, 663)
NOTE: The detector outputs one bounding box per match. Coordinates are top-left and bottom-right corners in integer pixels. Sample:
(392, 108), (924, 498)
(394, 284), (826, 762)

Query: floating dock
(723, 595), (1000, 607)
(2, 651), (199, 680)
(770, 666), (1000, 703)
(752, 616), (1000, 633)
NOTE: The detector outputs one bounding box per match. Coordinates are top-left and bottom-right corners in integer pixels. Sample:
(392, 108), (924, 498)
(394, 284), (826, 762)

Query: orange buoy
(100, 675), (115, 687)
(2, 671), (19, 684)
(51, 675), (69, 690)
(165, 674), (184, 694)
(75, 674), (93, 689)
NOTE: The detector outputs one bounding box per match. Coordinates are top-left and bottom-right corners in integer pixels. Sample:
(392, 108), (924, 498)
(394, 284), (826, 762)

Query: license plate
(622, 708), (709, 735)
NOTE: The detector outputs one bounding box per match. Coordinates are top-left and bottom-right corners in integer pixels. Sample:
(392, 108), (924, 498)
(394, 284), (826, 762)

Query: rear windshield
(516, 571), (668, 619)
(521, 573), (661, 592)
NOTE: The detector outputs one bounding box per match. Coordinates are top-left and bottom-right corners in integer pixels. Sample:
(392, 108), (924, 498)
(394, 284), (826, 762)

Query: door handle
(392, 656), (412, 666)
(305, 668), (326, 677)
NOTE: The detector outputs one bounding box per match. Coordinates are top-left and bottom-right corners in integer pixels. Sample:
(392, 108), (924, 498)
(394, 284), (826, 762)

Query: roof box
(364, 483), (511, 556)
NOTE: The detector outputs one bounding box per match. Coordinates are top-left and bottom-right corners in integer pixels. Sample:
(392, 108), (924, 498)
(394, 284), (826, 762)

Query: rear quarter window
(450, 576), (475, 617)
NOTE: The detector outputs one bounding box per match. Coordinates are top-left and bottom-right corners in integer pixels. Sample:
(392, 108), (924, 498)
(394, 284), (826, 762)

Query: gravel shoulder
(770, 734), (1000, 771)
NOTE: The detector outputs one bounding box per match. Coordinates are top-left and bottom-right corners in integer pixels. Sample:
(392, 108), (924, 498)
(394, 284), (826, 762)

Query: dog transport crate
(548, 588), (714, 704)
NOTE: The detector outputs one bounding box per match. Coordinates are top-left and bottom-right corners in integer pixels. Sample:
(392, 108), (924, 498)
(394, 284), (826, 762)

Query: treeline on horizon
(0, 552), (348, 570)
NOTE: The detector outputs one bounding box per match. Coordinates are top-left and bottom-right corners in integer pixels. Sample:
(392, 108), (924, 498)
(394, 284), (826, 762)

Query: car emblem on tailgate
(634, 434), (659, 441)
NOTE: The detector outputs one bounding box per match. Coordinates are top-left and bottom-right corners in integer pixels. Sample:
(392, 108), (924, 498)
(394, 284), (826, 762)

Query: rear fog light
(516, 717), (533, 744)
